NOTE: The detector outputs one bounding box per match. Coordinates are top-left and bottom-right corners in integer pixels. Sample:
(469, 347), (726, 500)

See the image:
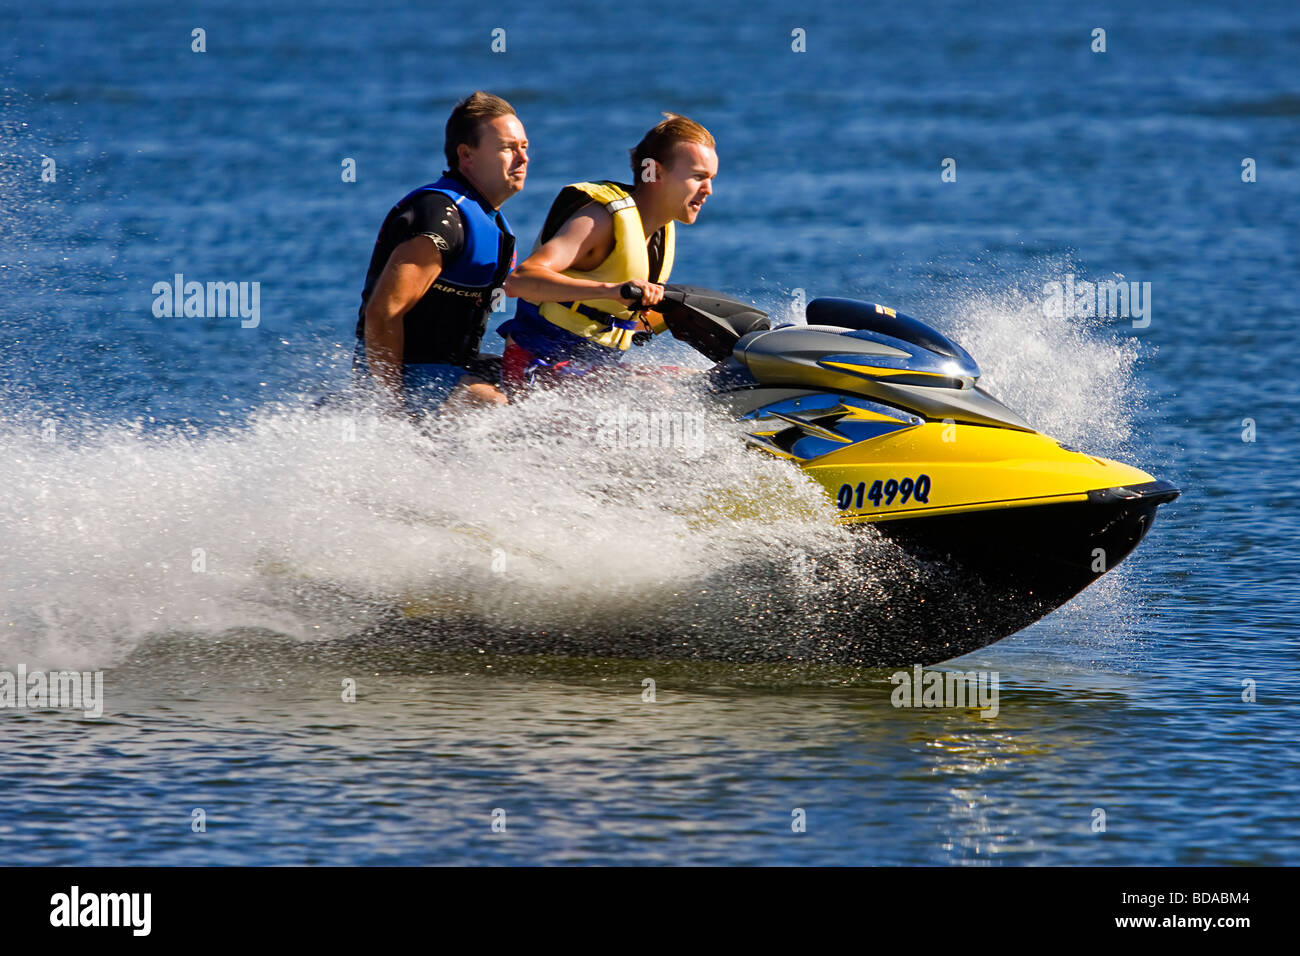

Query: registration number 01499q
(836, 475), (931, 511)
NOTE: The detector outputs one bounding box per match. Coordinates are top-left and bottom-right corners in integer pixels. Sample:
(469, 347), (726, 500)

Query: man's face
(459, 114), (529, 202)
(656, 141), (717, 224)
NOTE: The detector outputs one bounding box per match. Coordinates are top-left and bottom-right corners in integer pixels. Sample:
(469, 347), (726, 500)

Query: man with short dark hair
(356, 91), (527, 410)
(498, 113), (717, 392)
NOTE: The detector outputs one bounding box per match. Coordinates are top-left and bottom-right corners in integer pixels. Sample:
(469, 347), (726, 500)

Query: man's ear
(457, 141), (474, 168)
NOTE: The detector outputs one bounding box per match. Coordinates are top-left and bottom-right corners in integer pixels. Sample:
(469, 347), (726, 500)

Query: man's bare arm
(503, 204), (664, 308)
(362, 236), (442, 396)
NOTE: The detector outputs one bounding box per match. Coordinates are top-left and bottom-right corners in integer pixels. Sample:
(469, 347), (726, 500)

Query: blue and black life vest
(357, 172), (515, 365)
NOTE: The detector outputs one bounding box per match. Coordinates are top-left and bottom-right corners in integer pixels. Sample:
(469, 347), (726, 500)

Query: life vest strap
(555, 300), (641, 331)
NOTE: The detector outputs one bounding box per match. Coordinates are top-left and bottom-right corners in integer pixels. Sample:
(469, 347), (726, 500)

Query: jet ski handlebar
(619, 282), (771, 362)
(617, 282), (688, 310)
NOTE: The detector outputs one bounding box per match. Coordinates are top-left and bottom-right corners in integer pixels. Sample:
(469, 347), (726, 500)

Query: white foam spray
(0, 378), (874, 669)
(0, 271), (1154, 670)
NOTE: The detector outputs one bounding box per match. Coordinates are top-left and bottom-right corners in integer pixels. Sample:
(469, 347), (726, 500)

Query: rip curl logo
(429, 280), (485, 301)
(49, 886), (151, 936)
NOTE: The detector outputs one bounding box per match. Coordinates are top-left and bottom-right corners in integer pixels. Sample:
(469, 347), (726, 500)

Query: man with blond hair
(498, 113), (717, 391)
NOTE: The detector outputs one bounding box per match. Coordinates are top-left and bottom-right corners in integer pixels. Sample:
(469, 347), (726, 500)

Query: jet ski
(632, 283), (1181, 662)
(382, 284), (1177, 668)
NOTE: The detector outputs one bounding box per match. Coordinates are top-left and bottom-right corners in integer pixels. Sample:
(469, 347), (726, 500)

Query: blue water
(2, 0), (1298, 864)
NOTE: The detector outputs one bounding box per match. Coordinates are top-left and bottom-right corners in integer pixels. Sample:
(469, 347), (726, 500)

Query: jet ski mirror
(623, 283), (770, 362)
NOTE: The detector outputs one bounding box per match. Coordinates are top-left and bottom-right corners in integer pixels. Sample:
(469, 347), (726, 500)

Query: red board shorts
(501, 338), (682, 400)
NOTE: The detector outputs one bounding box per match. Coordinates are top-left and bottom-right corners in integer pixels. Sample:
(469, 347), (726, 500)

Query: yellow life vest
(530, 181), (675, 351)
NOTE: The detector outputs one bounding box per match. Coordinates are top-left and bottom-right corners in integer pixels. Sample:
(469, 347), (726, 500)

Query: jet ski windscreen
(806, 298), (968, 360)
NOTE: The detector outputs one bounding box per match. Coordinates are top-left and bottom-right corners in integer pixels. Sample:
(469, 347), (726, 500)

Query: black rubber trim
(1087, 479), (1180, 505)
